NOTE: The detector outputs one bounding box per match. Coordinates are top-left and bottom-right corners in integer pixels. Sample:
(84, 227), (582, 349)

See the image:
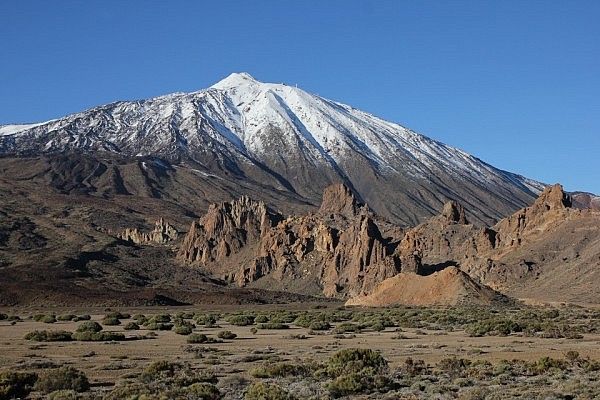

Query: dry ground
(1, 304), (599, 399)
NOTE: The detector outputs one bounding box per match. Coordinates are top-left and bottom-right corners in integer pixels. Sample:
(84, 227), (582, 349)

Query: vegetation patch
(34, 366), (89, 394)
(24, 330), (72, 342)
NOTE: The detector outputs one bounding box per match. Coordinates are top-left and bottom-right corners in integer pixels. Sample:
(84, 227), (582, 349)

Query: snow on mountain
(0, 72), (546, 225)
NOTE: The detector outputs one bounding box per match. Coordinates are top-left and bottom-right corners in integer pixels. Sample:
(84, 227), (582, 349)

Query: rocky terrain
(176, 182), (600, 306)
(346, 184), (600, 306)
(0, 73), (598, 307)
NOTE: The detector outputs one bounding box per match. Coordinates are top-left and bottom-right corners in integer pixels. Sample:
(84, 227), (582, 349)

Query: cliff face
(177, 196), (280, 265)
(348, 184), (600, 305)
(177, 182), (600, 305)
(177, 183), (400, 298)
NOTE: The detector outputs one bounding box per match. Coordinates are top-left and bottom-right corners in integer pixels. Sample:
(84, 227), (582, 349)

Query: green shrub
(326, 348), (388, 377)
(40, 315), (57, 324)
(124, 322), (140, 331)
(327, 371), (393, 398)
(105, 311), (130, 319)
(145, 322), (173, 331)
(327, 373), (366, 397)
(534, 356), (566, 373)
(24, 330), (72, 342)
(33, 314), (54, 322)
(325, 349), (393, 397)
(309, 321), (331, 331)
(255, 315), (269, 323)
(195, 314), (218, 326)
(149, 314), (171, 323)
(245, 382), (295, 400)
(73, 315), (91, 322)
(76, 321), (102, 333)
(217, 330), (237, 340)
(72, 331), (125, 342)
(228, 315), (255, 326)
(0, 370), (38, 399)
(371, 322), (386, 332)
(102, 316), (121, 326)
(132, 314), (147, 324)
(186, 382), (220, 400)
(257, 323), (289, 330)
(140, 360), (178, 382)
(34, 366), (89, 394)
(333, 323), (361, 334)
(0, 313), (7, 320)
(173, 324), (193, 335)
(267, 311), (298, 324)
(438, 357), (470, 377)
(187, 334), (217, 344)
(250, 362), (313, 378)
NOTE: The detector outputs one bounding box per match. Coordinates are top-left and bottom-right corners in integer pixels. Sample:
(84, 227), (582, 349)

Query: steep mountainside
(0, 72), (544, 225)
(572, 192), (600, 210)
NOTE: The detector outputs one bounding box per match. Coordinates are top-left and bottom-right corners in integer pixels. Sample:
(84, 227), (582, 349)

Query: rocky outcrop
(178, 182), (600, 305)
(442, 200), (468, 224)
(178, 183), (397, 298)
(322, 214), (397, 297)
(492, 184), (573, 250)
(119, 218), (178, 245)
(177, 196), (281, 264)
(318, 183), (362, 218)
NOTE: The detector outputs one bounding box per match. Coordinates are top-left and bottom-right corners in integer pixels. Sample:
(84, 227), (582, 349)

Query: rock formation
(119, 218), (178, 245)
(318, 183), (362, 218)
(177, 182), (600, 305)
(177, 196), (280, 265)
(492, 184), (573, 250)
(346, 183), (600, 306)
(178, 183), (398, 298)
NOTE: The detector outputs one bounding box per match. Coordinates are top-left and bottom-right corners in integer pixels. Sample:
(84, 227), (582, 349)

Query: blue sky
(1, 1), (598, 193)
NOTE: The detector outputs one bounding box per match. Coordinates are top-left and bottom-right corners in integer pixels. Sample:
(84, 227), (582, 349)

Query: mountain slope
(0, 72), (544, 225)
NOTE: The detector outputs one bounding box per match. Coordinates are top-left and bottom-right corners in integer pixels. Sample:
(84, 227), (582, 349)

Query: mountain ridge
(0, 72), (544, 226)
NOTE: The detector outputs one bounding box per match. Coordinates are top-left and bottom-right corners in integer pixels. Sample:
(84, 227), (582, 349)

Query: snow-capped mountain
(0, 72), (545, 225)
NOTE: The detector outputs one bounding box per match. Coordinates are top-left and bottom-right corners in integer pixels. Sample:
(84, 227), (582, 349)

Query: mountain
(571, 192), (600, 210)
(0, 72), (544, 226)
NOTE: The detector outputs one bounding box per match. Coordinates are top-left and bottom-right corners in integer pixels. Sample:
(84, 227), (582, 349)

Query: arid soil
(1, 305), (599, 399)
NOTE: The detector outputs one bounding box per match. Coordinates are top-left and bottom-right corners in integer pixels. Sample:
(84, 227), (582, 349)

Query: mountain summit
(0, 73), (544, 225)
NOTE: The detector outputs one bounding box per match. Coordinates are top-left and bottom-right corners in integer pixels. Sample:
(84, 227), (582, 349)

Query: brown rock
(442, 200), (468, 224)
(345, 266), (505, 307)
(322, 214), (393, 297)
(177, 196), (281, 264)
(119, 218), (178, 245)
(318, 183), (361, 217)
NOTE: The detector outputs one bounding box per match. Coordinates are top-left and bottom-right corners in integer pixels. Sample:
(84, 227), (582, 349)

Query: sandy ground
(1, 306), (599, 391)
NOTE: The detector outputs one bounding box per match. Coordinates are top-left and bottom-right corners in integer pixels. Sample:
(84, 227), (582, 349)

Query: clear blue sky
(1, 1), (598, 193)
